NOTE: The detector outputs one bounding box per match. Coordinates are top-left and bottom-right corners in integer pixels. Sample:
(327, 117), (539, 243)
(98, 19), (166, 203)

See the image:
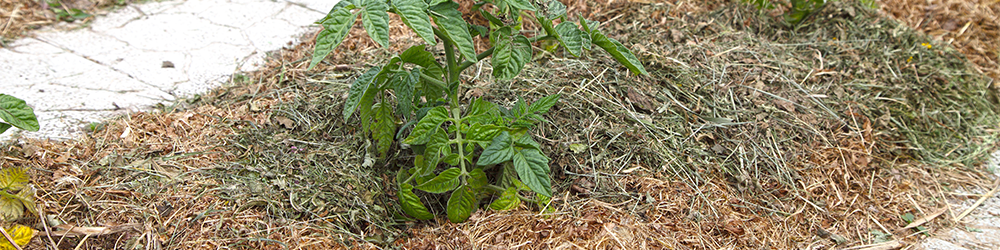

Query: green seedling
(311, 0), (647, 222)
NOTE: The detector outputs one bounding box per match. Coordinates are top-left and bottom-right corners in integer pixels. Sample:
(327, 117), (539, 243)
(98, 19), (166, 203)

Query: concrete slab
(0, 0), (339, 140)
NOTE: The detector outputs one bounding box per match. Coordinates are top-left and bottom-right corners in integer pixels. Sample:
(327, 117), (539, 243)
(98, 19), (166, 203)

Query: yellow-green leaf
(446, 185), (477, 222)
(489, 187), (521, 210)
(398, 183), (434, 220)
(0, 168), (27, 190)
(0, 195), (23, 222)
(0, 225), (34, 250)
(415, 167), (461, 193)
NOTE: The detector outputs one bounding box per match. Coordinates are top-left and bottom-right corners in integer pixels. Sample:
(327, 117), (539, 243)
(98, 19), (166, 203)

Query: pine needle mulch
(0, 0), (998, 249)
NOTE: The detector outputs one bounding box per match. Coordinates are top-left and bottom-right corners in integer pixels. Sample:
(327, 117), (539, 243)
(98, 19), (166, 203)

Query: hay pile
(0, 0), (997, 249)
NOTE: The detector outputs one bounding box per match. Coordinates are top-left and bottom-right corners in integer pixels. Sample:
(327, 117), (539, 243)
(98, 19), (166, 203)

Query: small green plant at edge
(0, 94), (40, 135)
(310, 0), (647, 222)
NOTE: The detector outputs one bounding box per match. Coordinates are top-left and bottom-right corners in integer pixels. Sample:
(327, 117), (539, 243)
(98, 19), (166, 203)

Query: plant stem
(457, 47), (495, 72)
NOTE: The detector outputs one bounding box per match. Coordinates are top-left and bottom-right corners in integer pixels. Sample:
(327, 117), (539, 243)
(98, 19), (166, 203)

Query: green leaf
(430, 1), (478, 63)
(399, 183), (435, 220)
(554, 22), (583, 57)
(465, 98), (501, 124)
(442, 152), (462, 166)
(539, 0), (566, 20)
(489, 187), (521, 210)
(0, 123), (10, 134)
(422, 127), (450, 172)
(514, 134), (541, 150)
(446, 185), (477, 222)
(578, 15), (600, 34)
(527, 94), (560, 114)
(591, 31), (648, 75)
(478, 131), (515, 166)
(415, 167), (462, 193)
(309, 6), (360, 70)
(388, 69), (418, 116)
(465, 123), (504, 146)
(372, 102), (396, 157)
(393, 0), (435, 45)
(0, 95), (39, 132)
(400, 45), (440, 69)
(361, 0), (390, 48)
(468, 168), (488, 190)
(403, 106), (448, 145)
(499, 0), (536, 11)
(343, 66), (382, 119)
(491, 27), (532, 80)
(512, 148), (552, 197)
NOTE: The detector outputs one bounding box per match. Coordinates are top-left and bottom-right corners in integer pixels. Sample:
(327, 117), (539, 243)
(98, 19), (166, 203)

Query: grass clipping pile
(401, 1), (1000, 249)
(0, 0), (998, 249)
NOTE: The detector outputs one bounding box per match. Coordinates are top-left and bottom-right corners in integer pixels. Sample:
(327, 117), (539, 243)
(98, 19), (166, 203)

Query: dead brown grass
(878, 0), (1000, 82)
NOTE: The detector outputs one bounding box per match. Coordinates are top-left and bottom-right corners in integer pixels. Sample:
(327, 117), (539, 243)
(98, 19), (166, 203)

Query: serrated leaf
(343, 67), (382, 119)
(0, 168), (27, 191)
(446, 185), (477, 222)
(0, 224), (33, 249)
(14, 186), (35, 216)
(309, 6), (360, 70)
(0, 95), (39, 132)
(0, 194), (23, 222)
(499, 0), (536, 11)
(373, 102), (396, 157)
(591, 31), (648, 75)
(361, 0), (390, 47)
(393, 0), (435, 45)
(403, 106), (448, 145)
(477, 131), (515, 166)
(553, 22), (582, 56)
(430, 1), (477, 63)
(527, 94), (560, 114)
(415, 167), (462, 193)
(513, 148), (552, 197)
(491, 27), (532, 80)
(489, 187), (521, 210)
(398, 183), (435, 220)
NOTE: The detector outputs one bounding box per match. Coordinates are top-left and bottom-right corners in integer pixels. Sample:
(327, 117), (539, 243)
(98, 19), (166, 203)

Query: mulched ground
(1, 0), (998, 249)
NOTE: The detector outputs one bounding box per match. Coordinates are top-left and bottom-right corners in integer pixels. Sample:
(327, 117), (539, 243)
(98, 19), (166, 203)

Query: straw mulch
(0, 0), (997, 249)
(879, 0), (1000, 83)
